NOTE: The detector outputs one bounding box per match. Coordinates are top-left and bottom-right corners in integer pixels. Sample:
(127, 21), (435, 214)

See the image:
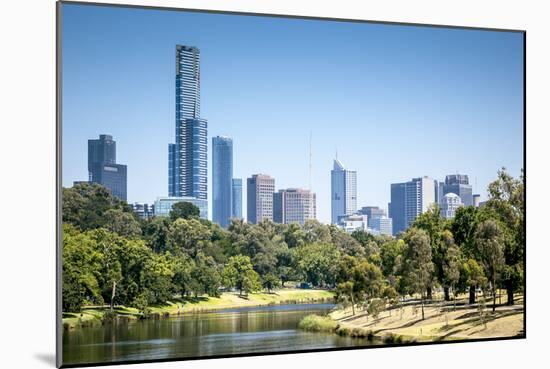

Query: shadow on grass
(434, 310), (524, 340)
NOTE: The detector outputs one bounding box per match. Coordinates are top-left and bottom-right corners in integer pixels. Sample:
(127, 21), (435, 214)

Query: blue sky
(61, 3), (524, 224)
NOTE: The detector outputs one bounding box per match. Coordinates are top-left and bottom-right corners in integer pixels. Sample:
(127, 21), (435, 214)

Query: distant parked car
(298, 282), (312, 289)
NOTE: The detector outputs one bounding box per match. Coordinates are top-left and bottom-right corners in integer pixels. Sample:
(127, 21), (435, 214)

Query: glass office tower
(389, 176), (436, 235)
(212, 136), (233, 227)
(88, 134), (127, 201)
(330, 158), (357, 224)
(168, 45), (208, 215)
(232, 178), (243, 220)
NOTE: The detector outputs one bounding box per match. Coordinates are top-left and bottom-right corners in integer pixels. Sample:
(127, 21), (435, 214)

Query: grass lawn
(63, 288), (334, 329)
(150, 289), (334, 314)
(329, 293), (524, 342)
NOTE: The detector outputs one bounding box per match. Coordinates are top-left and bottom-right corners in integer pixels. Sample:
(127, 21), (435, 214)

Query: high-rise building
(212, 136), (233, 227)
(273, 188), (316, 225)
(168, 45), (208, 217)
(440, 193), (463, 219)
(369, 216), (393, 236)
(442, 174), (473, 207)
(389, 176), (436, 235)
(331, 159), (357, 224)
(247, 174), (275, 224)
(88, 134), (127, 201)
(389, 183), (406, 236)
(232, 178), (243, 219)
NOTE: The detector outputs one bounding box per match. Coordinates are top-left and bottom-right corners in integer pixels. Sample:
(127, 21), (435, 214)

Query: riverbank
(324, 294), (524, 342)
(63, 289), (334, 329)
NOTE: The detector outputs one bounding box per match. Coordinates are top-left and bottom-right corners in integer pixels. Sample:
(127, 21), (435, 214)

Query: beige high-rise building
(247, 174), (275, 224)
(273, 188), (316, 225)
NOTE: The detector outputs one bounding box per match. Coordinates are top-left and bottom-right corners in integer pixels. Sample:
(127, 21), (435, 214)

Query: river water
(63, 303), (373, 366)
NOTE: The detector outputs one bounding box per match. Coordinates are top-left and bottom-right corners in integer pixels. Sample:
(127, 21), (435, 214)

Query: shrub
(298, 314), (338, 333)
(336, 326), (351, 336)
(383, 333), (404, 344)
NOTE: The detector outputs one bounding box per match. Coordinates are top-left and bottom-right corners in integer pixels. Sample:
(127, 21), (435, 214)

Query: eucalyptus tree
(402, 228), (434, 320)
(475, 219), (505, 312)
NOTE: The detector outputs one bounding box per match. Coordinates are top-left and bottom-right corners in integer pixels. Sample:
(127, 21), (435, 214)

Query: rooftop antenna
(308, 132), (312, 191)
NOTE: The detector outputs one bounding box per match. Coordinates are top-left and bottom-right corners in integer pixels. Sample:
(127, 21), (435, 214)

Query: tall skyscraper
(88, 134), (127, 201)
(212, 136), (233, 227)
(389, 176), (436, 235)
(442, 174), (473, 207)
(331, 159), (357, 224)
(232, 178), (243, 219)
(247, 174), (275, 224)
(273, 188), (316, 225)
(168, 45), (208, 216)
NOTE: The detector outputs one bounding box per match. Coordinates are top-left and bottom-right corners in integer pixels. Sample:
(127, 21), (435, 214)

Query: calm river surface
(63, 303), (373, 365)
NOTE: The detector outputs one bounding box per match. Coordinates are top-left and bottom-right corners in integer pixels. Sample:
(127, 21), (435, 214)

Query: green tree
(294, 242), (340, 287)
(167, 218), (212, 258)
(451, 206), (482, 303)
(169, 201), (200, 221)
(104, 208), (142, 238)
(191, 253), (222, 297)
(93, 229), (124, 312)
(142, 217), (171, 253)
(485, 168), (524, 305)
(62, 183), (133, 231)
(379, 239), (405, 278)
(139, 253), (175, 305)
(330, 226), (365, 257)
(459, 258), (487, 304)
(367, 298), (386, 322)
(171, 254), (195, 298)
(402, 228), (434, 320)
(283, 222), (307, 248)
(62, 225), (103, 311)
(336, 281), (357, 315)
(475, 219), (505, 312)
(262, 273), (281, 293)
(411, 205), (447, 300)
(222, 255), (261, 296)
(441, 230), (461, 302)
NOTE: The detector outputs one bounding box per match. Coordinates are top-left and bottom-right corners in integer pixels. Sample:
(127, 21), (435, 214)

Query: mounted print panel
(57, 1), (525, 367)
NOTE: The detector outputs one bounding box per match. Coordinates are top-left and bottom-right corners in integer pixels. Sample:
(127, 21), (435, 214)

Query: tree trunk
(443, 287), (450, 301)
(469, 285), (476, 304)
(351, 295), (355, 316)
(507, 287), (514, 306)
(493, 279), (497, 313)
(421, 297), (425, 320)
(452, 286), (456, 311)
(426, 287), (432, 301)
(110, 281), (117, 312)
(506, 282), (515, 306)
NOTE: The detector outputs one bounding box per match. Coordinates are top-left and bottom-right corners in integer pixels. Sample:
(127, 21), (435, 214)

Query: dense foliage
(62, 169), (524, 318)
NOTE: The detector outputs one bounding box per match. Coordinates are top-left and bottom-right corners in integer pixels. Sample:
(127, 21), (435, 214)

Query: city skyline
(61, 4), (524, 224)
